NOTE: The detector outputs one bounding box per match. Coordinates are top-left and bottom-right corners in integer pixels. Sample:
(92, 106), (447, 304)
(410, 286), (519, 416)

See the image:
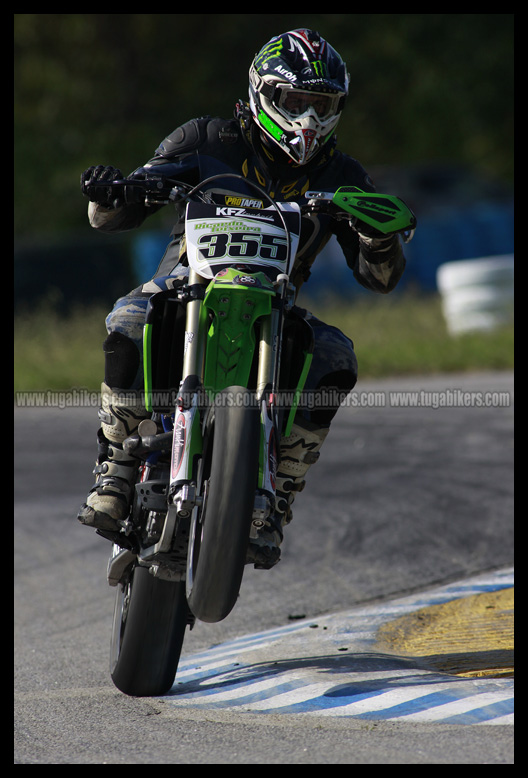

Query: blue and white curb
(165, 568), (514, 725)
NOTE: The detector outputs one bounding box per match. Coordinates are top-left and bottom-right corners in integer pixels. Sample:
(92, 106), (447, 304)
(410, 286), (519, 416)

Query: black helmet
(249, 29), (349, 165)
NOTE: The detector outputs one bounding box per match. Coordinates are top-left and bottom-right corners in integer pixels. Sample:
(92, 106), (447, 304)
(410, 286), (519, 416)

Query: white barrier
(436, 255), (514, 335)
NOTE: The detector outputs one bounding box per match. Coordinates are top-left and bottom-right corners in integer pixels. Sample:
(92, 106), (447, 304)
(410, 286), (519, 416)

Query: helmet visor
(275, 87), (344, 123)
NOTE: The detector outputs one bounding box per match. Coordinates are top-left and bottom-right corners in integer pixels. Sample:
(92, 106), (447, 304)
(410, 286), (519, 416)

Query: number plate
(185, 202), (300, 279)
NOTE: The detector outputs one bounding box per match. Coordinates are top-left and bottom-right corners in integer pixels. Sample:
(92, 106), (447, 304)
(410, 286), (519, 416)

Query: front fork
(167, 268), (207, 520)
(168, 267), (283, 525)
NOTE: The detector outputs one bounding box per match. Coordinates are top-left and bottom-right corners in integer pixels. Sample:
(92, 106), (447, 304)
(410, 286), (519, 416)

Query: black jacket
(88, 112), (406, 294)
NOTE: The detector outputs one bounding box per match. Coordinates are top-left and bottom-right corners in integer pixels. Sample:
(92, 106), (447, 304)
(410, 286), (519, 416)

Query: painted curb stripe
(165, 568), (514, 724)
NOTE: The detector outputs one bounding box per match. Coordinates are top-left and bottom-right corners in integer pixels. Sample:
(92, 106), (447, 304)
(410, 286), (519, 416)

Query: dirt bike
(91, 172), (416, 696)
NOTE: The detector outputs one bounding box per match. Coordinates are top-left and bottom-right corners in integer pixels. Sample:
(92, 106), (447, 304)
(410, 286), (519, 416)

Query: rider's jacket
(88, 110), (406, 294)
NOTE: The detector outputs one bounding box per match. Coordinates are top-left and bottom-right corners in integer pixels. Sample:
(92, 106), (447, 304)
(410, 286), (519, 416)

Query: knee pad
(305, 321), (358, 425)
(103, 331), (140, 390)
(311, 369), (358, 426)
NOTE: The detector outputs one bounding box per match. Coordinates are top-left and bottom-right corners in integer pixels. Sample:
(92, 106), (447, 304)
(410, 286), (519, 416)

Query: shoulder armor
(155, 117), (211, 158)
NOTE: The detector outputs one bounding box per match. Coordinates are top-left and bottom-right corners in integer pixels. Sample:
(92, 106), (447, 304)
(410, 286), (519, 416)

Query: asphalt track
(14, 371), (514, 763)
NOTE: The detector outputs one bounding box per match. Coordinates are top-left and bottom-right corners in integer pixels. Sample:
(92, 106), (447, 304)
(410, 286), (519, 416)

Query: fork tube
(256, 309), (279, 401)
(182, 268), (207, 382)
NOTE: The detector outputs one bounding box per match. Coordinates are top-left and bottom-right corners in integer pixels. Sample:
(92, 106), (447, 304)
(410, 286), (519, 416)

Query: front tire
(110, 564), (189, 696)
(186, 386), (260, 623)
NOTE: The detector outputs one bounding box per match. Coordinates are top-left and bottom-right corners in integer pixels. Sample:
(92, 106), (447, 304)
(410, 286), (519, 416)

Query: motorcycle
(90, 172), (416, 696)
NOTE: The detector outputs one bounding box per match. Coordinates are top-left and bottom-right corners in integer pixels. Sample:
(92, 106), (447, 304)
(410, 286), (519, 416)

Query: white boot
(248, 420), (329, 568)
(77, 383), (148, 531)
(275, 420), (329, 527)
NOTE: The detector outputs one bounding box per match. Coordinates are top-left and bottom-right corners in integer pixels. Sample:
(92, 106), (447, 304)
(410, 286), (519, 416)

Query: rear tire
(186, 386), (260, 623)
(110, 564), (189, 696)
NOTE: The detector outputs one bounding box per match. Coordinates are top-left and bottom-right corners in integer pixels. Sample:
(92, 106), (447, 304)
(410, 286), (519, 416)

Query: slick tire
(186, 386), (260, 623)
(110, 565), (189, 696)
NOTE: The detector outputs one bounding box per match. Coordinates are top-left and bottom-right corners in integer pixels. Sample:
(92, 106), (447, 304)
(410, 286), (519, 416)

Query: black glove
(352, 217), (389, 240)
(80, 165), (124, 206)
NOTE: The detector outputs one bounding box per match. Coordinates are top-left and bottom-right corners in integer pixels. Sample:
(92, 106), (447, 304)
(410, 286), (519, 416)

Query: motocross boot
(77, 383), (148, 532)
(248, 420), (329, 569)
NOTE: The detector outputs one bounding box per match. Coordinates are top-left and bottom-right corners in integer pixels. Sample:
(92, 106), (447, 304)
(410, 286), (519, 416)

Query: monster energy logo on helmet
(311, 60), (328, 78)
(254, 39), (284, 70)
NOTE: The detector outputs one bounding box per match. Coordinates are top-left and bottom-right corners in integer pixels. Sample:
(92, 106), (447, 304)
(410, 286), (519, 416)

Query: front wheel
(186, 386), (260, 623)
(110, 564), (189, 696)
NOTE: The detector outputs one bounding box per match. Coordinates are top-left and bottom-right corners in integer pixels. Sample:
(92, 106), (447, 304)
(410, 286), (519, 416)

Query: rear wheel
(186, 386), (260, 623)
(110, 564), (189, 696)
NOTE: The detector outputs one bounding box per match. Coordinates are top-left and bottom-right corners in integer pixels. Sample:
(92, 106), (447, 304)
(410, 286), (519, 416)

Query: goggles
(273, 86), (345, 123)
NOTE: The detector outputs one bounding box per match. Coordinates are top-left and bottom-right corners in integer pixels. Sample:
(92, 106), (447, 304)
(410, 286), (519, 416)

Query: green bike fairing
(143, 322), (154, 412)
(143, 268), (314, 426)
(202, 269), (274, 396)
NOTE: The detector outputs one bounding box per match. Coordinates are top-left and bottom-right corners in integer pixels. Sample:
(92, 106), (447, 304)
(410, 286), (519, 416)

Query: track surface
(14, 371), (514, 763)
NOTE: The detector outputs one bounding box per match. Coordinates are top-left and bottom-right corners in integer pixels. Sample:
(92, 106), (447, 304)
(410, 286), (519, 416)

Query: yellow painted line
(375, 587), (514, 678)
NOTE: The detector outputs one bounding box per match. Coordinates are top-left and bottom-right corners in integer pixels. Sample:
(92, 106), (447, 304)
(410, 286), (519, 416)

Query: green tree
(15, 14), (513, 238)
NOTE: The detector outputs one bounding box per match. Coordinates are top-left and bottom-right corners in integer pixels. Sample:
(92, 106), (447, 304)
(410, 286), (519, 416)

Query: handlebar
(85, 176), (194, 206)
(85, 174), (416, 239)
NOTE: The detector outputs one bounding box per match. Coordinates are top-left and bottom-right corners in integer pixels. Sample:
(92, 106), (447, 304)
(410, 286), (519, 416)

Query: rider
(77, 29), (408, 568)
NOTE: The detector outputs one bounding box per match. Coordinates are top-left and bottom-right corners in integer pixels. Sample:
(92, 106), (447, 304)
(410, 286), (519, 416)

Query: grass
(14, 293), (514, 395)
(304, 292), (514, 379)
(14, 303), (108, 393)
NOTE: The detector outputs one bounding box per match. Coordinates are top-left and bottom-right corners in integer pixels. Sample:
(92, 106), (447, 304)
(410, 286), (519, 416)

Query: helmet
(249, 29), (349, 166)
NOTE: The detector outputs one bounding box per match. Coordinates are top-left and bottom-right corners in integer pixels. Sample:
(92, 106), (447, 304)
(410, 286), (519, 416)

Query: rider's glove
(352, 217), (389, 240)
(352, 216), (398, 250)
(351, 217), (401, 264)
(81, 165), (124, 207)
